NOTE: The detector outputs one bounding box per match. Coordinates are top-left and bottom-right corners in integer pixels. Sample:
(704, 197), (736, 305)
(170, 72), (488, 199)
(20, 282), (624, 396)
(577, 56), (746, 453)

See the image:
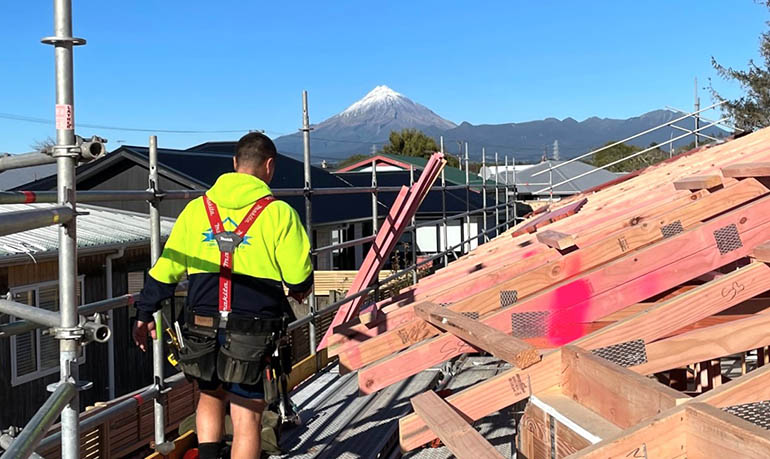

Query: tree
(30, 136), (55, 153)
(710, 1), (770, 130)
(380, 129), (460, 167)
(589, 141), (666, 173)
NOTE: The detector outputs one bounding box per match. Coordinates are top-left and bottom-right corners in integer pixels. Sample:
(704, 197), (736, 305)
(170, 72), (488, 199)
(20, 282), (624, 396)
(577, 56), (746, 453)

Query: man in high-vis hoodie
(133, 132), (313, 459)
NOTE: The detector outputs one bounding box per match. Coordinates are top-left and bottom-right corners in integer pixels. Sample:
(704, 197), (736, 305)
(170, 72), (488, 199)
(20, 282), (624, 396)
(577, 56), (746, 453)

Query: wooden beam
(673, 174), (723, 190)
(752, 241), (770, 262)
(695, 364), (770, 408)
(511, 198), (587, 237)
(536, 229), (576, 250)
(398, 262), (770, 450)
(410, 390), (504, 459)
(399, 350), (562, 451)
(568, 406), (686, 458)
(685, 403), (770, 459)
(361, 204), (770, 394)
(632, 312), (770, 375)
(414, 302), (540, 369)
(339, 178), (769, 375)
(722, 162), (770, 178)
(330, 189), (711, 351)
(560, 346), (686, 429)
(576, 262), (770, 350)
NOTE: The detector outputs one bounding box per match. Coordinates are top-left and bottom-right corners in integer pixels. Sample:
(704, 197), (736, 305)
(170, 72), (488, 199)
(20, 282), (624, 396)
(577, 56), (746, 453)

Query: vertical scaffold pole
(494, 152), (499, 238)
(410, 166), (418, 284)
(148, 136), (170, 452)
(43, 1), (82, 456)
(481, 147), (487, 242)
(301, 91), (316, 355)
(513, 156), (518, 224)
(464, 142), (470, 254)
(504, 156), (510, 231)
(440, 137), (448, 266)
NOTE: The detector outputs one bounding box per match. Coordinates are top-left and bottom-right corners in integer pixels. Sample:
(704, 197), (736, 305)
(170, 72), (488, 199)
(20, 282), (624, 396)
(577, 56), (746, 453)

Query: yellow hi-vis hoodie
(135, 173), (313, 322)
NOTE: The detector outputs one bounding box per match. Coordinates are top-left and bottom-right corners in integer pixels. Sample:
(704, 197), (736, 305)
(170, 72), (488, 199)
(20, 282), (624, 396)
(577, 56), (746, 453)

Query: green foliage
(381, 128), (438, 157)
(710, 1), (770, 130)
(589, 141), (666, 172)
(380, 129), (460, 167)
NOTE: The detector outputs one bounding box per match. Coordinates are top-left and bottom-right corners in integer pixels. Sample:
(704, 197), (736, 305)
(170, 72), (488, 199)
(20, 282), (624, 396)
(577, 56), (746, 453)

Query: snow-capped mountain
(273, 85), (729, 163)
(274, 86), (456, 159)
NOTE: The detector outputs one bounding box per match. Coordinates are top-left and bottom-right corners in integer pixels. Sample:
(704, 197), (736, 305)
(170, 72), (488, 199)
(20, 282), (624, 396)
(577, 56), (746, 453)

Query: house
(15, 143), (529, 271)
(334, 152), (484, 187)
(489, 159), (621, 201)
(0, 203), (174, 430)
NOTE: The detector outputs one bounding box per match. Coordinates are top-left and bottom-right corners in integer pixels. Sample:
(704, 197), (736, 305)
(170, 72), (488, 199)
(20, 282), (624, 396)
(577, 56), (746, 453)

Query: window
(10, 277), (85, 386)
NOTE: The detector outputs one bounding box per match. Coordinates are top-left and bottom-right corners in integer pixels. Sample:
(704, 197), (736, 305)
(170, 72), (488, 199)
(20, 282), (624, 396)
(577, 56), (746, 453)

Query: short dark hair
(235, 132), (277, 167)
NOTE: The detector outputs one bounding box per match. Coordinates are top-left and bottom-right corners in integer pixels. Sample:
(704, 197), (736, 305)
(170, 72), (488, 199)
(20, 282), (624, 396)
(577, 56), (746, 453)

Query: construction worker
(133, 132), (313, 459)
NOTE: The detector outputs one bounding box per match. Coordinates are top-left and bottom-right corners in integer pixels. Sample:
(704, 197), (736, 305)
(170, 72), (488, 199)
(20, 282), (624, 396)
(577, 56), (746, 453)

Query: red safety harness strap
(202, 195), (276, 315)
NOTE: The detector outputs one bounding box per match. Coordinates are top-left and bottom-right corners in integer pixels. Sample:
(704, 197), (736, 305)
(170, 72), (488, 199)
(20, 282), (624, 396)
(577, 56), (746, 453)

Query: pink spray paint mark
(546, 278), (593, 346)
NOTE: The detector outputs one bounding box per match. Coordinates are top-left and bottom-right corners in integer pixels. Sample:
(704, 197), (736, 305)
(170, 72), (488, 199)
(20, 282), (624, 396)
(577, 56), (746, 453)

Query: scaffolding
(0, 3), (736, 458)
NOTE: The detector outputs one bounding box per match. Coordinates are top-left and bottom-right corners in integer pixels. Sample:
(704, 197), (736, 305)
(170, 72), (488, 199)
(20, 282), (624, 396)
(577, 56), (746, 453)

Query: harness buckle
(214, 231), (243, 253)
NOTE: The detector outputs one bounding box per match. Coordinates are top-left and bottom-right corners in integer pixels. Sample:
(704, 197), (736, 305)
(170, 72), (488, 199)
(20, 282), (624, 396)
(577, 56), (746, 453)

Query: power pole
(552, 140), (560, 161)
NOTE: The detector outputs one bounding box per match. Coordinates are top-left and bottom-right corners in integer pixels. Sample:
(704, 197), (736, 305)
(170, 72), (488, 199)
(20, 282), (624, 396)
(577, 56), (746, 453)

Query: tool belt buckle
(218, 311), (229, 329)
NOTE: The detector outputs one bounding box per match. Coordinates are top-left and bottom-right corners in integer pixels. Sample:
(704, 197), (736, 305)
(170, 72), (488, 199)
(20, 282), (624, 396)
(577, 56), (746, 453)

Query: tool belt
(175, 310), (285, 386)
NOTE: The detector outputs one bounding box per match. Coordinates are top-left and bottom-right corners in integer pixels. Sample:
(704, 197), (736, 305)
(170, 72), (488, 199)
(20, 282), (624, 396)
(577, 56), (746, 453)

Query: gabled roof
(0, 203), (174, 266)
(335, 153), (483, 187)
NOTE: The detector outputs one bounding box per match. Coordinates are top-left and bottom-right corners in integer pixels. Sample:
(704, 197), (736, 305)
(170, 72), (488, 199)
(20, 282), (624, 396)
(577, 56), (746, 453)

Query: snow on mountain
(273, 86), (456, 159)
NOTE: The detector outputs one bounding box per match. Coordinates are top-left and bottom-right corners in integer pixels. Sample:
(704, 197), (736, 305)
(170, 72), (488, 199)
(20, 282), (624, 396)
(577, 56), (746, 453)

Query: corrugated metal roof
(493, 160), (620, 195)
(0, 203), (174, 262)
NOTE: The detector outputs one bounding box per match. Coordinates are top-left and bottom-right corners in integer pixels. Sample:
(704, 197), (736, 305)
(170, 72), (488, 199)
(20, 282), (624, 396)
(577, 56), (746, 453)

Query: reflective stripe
(202, 195), (275, 315)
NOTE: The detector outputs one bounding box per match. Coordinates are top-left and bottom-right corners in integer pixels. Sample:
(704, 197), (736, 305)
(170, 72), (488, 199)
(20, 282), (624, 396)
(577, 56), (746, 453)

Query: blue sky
(1, 1), (768, 153)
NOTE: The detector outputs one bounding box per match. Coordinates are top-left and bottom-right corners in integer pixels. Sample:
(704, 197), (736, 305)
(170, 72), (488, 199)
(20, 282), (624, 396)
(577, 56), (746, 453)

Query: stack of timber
(319, 126), (770, 458)
(318, 152), (447, 349)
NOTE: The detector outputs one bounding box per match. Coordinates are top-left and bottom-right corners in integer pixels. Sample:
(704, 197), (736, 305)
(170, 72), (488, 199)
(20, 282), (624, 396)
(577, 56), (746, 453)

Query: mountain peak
(341, 85), (406, 116)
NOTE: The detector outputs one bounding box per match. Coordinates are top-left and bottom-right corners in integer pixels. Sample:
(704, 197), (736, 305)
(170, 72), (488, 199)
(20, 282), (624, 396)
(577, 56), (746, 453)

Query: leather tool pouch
(177, 324), (218, 382)
(217, 318), (277, 385)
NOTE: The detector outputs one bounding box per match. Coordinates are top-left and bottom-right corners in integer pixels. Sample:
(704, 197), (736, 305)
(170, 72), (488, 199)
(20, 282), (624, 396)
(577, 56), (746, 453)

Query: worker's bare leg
(229, 395), (266, 459)
(197, 388), (227, 444)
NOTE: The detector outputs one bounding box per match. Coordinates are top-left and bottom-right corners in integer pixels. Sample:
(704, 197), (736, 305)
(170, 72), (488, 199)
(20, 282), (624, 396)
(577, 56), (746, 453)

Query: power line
(0, 112), (284, 135)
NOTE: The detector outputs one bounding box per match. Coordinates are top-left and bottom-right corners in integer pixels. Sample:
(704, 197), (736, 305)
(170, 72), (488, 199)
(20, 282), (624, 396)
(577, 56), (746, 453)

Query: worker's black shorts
(196, 330), (265, 400)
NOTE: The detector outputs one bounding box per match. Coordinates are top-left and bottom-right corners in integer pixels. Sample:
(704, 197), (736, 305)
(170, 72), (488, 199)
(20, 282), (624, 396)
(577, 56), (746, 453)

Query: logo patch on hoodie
(202, 217), (252, 247)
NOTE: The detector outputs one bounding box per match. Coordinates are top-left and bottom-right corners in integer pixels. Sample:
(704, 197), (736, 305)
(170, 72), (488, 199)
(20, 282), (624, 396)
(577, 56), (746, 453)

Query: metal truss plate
(724, 401), (770, 430)
(500, 290), (518, 308)
(660, 220), (684, 239)
(714, 223), (743, 255)
(461, 312), (480, 320)
(591, 339), (648, 367)
(511, 311), (550, 338)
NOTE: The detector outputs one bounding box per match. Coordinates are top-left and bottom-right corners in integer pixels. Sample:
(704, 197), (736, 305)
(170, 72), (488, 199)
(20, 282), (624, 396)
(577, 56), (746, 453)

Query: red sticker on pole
(55, 104), (73, 130)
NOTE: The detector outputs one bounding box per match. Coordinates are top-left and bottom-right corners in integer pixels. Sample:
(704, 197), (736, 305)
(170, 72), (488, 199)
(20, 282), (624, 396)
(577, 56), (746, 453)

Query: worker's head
(234, 132), (277, 183)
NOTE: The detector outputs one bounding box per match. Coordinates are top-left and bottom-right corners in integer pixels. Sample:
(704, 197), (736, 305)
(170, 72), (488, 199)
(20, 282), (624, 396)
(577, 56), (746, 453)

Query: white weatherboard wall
(416, 219), (479, 253)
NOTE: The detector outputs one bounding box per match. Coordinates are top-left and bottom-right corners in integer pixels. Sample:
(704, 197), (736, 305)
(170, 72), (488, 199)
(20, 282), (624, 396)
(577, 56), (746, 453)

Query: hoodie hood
(206, 173), (272, 209)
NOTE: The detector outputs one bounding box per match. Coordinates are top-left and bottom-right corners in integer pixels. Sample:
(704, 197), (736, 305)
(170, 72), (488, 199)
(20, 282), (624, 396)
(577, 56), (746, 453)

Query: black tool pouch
(177, 326), (218, 382)
(217, 327), (275, 385)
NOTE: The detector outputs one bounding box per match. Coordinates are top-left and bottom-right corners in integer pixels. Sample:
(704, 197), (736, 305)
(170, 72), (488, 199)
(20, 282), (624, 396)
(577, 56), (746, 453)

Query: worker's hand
(289, 288), (312, 304)
(132, 320), (157, 352)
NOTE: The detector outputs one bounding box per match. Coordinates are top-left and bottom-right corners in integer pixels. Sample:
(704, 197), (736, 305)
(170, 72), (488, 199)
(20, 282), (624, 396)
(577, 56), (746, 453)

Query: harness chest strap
(202, 195), (276, 316)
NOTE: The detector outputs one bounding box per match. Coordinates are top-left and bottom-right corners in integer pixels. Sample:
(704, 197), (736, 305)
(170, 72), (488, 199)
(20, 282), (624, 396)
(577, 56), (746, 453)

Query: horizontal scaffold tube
(0, 299), (62, 330)
(36, 373), (186, 452)
(0, 282), (188, 338)
(0, 382), (75, 459)
(0, 206), (74, 237)
(0, 152), (56, 173)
